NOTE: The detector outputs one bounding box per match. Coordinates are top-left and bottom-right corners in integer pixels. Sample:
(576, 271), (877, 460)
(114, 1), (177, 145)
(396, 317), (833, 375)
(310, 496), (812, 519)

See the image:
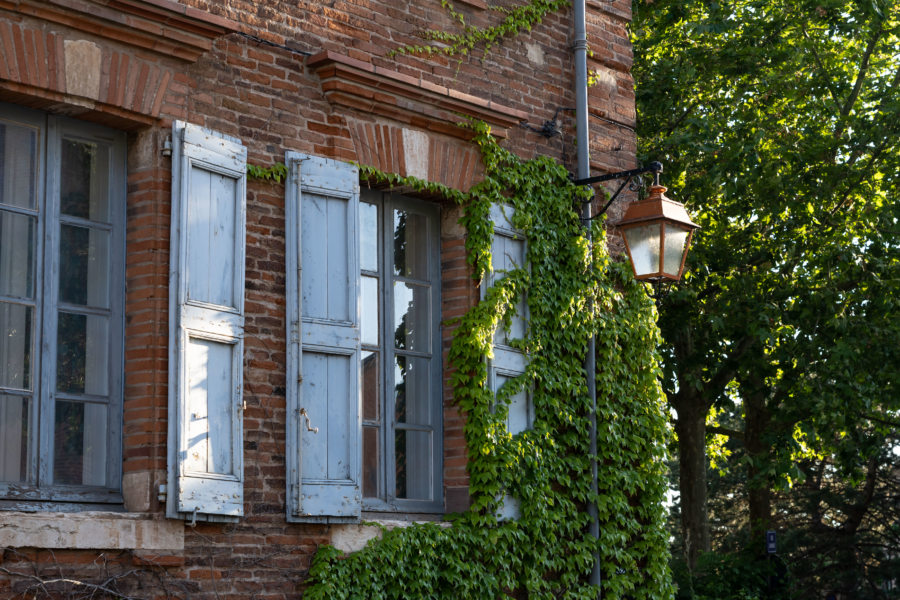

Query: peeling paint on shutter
(285, 152), (361, 522)
(168, 121), (246, 520)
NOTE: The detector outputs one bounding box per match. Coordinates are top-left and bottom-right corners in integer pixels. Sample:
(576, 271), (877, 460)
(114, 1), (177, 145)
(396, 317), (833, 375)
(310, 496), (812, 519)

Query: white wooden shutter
(487, 204), (531, 520)
(168, 122), (246, 520)
(285, 152), (361, 522)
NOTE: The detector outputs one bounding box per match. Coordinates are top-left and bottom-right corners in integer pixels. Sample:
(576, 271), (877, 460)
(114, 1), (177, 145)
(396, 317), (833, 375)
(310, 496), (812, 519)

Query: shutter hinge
(157, 484), (167, 503)
(161, 135), (172, 158)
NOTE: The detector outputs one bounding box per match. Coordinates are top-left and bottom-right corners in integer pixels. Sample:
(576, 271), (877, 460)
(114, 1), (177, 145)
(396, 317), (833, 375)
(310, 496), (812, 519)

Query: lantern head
(619, 185), (699, 281)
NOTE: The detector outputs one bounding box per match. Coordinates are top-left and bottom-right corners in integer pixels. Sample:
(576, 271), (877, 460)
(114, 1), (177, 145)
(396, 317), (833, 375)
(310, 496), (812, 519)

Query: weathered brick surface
(0, 0), (636, 597)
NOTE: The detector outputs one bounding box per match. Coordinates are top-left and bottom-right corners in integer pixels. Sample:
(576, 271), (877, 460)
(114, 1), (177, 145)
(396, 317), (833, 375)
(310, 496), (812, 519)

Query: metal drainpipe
(573, 0), (601, 596)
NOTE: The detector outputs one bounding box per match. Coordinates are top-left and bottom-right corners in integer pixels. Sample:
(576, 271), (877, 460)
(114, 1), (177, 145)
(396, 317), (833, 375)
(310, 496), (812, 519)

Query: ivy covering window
(0, 104), (125, 506)
(359, 191), (442, 513)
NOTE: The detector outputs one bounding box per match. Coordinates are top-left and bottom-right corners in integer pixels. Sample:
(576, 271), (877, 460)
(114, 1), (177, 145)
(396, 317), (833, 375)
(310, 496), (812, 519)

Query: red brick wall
(0, 0), (637, 597)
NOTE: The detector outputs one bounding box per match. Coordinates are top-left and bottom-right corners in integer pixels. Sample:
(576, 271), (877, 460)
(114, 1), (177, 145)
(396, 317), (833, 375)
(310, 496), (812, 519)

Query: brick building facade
(0, 0), (637, 597)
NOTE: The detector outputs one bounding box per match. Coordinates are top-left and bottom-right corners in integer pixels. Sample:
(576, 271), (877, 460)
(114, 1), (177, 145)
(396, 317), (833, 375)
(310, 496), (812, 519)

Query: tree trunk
(742, 378), (772, 556)
(674, 393), (710, 569)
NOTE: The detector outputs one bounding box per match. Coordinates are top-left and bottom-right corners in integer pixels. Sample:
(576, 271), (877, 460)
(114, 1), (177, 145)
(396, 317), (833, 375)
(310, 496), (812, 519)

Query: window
(487, 204), (531, 521)
(359, 191), (442, 512)
(0, 103), (125, 506)
(285, 154), (443, 521)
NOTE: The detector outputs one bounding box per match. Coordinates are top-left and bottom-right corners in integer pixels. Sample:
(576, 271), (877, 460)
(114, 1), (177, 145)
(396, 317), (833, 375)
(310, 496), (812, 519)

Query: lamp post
(572, 161), (698, 598)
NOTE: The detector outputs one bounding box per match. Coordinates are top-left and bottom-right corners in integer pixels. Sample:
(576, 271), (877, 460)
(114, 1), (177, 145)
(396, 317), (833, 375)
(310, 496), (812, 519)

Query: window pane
(663, 224), (690, 276)
(0, 302), (33, 390)
(56, 312), (109, 396)
(0, 121), (39, 210)
(361, 350), (379, 422)
(393, 210), (428, 279)
(60, 138), (110, 222)
(0, 395), (30, 482)
(395, 429), (431, 500)
(53, 400), (107, 486)
(394, 355), (431, 426)
(360, 201), (378, 272)
(0, 211), (36, 299)
(59, 224), (110, 308)
(362, 425), (378, 498)
(361, 276), (379, 346)
(393, 281), (430, 351)
(623, 224), (661, 277)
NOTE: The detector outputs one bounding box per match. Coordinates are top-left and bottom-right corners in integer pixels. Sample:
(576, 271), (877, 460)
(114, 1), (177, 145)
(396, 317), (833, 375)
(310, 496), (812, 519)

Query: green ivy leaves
(246, 162), (288, 183)
(304, 121), (674, 599)
(391, 0), (570, 58)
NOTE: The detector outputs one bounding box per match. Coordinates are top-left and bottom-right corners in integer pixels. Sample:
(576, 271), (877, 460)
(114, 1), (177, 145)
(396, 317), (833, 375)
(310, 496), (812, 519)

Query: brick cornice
(308, 51), (529, 139)
(2, 0), (240, 62)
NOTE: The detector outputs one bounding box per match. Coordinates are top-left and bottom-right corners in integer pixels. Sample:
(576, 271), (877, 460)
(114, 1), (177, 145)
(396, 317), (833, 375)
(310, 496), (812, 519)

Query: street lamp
(619, 183), (699, 281)
(574, 161), (699, 282)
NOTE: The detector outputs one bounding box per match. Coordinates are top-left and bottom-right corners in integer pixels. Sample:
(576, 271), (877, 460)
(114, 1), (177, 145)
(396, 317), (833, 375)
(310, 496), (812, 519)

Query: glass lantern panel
(663, 224), (691, 277)
(623, 223), (661, 277)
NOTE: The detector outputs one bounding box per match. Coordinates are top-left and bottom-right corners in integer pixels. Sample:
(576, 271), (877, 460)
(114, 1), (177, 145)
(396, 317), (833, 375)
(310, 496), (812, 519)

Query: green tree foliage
(632, 0), (900, 596)
(305, 123), (674, 599)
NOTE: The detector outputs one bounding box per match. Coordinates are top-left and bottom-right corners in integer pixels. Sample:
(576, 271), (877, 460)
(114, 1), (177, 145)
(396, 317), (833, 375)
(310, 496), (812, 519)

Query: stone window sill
(330, 514), (451, 554)
(0, 511), (184, 551)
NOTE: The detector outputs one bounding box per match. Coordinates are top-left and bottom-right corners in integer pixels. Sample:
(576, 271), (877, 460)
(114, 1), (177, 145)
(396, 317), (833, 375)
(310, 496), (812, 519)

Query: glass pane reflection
(0, 211), (36, 299)
(394, 355), (431, 425)
(361, 276), (379, 346)
(59, 225), (110, 308)
(360, 202), (378, 272)
(394, 429), (431, 500)
(0, 395), (30, 483)
(393, 210), (427, 279)
(0, 302), (33, 390)
(361, 351), (379, 422)
(393, 282), (430, 351)
(56, 312), (109, 396)
(362, 426), (378, 498)
(0, 121), (39, 210)
(53, 400), (107, 486)
(60, 139), (110, 222)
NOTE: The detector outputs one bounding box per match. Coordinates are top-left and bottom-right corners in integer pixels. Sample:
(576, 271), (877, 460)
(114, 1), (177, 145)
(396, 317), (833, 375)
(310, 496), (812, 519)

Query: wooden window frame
(360, 190), (443, 514)
(0, 103), (125, 509)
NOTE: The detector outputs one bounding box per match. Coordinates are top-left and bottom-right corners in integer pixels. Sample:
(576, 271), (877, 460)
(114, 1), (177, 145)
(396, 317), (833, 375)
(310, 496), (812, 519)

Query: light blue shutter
(487, 204), (531, 520)
(168, 122), (246, 520)
(285, 152), (361, 522)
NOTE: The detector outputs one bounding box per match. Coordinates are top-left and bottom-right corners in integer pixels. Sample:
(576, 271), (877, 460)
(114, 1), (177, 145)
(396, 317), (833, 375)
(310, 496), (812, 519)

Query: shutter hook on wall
(299, 408), (319, 434)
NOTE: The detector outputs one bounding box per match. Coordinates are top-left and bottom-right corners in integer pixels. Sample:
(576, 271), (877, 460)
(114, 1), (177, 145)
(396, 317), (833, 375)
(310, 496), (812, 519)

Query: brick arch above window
(0, 0), (240, 129)
(347, 118), (484, 193)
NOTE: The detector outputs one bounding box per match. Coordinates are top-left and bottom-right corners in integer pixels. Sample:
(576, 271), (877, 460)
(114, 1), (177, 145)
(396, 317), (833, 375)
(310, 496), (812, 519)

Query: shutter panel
(285, 152), (361, 522)
(168, 122), (246, 520)
(487, 204), (530, 430)
(487, 204), (531, 521)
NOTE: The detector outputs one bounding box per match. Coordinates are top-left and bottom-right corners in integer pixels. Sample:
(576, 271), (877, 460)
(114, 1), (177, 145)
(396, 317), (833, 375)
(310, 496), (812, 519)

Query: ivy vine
(247, 162), (288, 183)
(391, 0), (569, 57)
(304, 121), (674, 599)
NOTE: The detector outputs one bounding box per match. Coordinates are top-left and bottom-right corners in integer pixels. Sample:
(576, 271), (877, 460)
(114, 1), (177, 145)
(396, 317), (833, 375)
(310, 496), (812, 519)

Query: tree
(630, 0), (900, 588)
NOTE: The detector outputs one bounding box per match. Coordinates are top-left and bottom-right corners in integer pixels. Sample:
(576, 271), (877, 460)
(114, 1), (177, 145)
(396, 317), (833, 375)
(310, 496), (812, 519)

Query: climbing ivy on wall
(303, 122), (674, 599)
(392, 0), (569, 57)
